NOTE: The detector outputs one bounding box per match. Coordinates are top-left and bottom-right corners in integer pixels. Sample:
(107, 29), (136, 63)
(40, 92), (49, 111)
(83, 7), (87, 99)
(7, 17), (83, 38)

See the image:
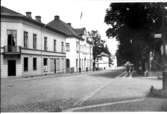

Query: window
(33, 34), (37, 49)
(43, 58), (48, 66)
(44, 37), (47, 51)
(76, 59), (78, 68)
(24, 31), (28, 48)
(66, 43), (70, 52)
(54, 40), (56, 52)
(33, 58), (37, 70)
(76, 41), (79, 53)
(24, 57), (28, 71)
(61, 42), (64, 52)
(7, 30), (17, 47)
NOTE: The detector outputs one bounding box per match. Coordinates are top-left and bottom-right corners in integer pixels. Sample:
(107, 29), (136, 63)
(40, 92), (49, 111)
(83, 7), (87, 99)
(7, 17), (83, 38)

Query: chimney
(67, 23), (71, 26)
(26, 12), (32, 18)
(54, 15), (60, 20)
(35, 16), (41, 22)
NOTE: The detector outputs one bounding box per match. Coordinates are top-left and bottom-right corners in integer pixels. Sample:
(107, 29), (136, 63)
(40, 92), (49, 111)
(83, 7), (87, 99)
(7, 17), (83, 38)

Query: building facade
(0, 6), (66, 78)
(95, 52), (110, 70)
(74, 28), (93, 72)
(47, 17), (93, 73)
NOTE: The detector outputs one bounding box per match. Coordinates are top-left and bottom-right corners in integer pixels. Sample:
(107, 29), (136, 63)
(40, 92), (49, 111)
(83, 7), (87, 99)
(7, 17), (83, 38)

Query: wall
(66, 37), (79, 72)
(1, 18), (66, 78)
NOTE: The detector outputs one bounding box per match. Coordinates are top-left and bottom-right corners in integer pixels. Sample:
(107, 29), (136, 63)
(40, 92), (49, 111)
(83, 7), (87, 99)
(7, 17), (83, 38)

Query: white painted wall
(97, 56), (109, 69)
(66, 37), (79, 72)
(1, 20), (23, 47)
(1, 18), (66, 78)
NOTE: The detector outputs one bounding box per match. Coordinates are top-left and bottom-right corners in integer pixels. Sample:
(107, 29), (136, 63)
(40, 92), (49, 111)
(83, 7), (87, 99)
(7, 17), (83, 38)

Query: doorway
(8, 60), (16, 76)
(66, 59), (70, 68)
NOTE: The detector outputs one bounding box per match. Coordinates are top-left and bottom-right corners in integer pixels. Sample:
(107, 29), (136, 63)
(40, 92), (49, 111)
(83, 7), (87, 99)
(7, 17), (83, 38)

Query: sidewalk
(1, 68), (123, 82)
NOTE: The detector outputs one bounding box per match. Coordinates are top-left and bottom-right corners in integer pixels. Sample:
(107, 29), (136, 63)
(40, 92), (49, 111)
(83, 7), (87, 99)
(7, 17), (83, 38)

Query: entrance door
(54, 59), (56, 73)
(66, 59), (70, 68)
(66, 59), (70, 72)
(8, 60), (16, 76)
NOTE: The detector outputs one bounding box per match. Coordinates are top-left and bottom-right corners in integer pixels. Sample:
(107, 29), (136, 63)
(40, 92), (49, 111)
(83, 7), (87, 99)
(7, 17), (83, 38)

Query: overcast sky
(5, 0), (163, 54)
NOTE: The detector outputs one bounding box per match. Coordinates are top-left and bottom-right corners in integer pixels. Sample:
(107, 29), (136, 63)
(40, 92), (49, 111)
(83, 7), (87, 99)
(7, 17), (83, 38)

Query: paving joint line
(72, 71), (126, 107)
(64, 98), (145, 112)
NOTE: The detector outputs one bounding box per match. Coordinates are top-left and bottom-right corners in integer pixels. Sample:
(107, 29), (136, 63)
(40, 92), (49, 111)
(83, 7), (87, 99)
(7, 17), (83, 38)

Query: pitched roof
(1, 6), (24, 17)
(1, 6), (44, 27)
(74, 28), (85, 36)
(97, 52), (110, 57)
(1, 6), (67, 36)
(47, 18), (80, 38)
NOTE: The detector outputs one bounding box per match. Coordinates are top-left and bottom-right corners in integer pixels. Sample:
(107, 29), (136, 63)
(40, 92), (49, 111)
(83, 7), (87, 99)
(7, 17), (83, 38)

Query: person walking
(125, 61), (130, 77)
(129, 65), (133, 78)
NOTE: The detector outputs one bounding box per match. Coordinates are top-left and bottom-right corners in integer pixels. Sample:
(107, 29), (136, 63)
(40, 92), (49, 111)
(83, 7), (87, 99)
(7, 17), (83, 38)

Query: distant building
(74, 28), (93, 72)
(0, 6), (66, 78)
(110, 54), (117, 68)
(95, 52), (110, 70)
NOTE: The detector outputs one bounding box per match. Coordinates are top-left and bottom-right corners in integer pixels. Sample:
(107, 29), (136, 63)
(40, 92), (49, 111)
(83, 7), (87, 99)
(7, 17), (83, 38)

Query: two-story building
(74, 28), (93, 72)
(47, 16), (93, 73)
(47, 17), (81, 73)
(0, 6), (66, 78)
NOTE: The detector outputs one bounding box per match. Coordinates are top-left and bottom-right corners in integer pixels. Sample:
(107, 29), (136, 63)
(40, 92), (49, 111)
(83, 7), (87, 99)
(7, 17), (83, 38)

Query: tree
(90, 30), (112, 69)
(103, 45), (113, 65)
(104, 3), (167, 73)
(90, 30), (104, 69)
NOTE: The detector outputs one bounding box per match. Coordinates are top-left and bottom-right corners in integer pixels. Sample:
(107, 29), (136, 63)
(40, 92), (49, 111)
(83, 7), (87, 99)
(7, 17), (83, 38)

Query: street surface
(1, 69), (165, 112)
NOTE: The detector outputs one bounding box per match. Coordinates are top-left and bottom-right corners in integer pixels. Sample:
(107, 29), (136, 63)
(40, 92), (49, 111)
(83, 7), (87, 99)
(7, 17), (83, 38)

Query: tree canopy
(90, 30), (111, 69)
(104, 3), (167, 72)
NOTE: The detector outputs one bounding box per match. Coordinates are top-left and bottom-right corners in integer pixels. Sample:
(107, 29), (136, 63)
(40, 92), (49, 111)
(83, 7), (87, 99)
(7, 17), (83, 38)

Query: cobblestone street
(1, 70), (164, 112)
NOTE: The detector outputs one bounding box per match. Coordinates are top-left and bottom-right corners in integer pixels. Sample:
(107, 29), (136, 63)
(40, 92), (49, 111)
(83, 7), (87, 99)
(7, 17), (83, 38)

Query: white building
(74, 28), (93, 72)
(47, 17), (93, 73)
(110, 54), (117, 69)
(96, 52), (110, 70)
(0, 6), (67, 78)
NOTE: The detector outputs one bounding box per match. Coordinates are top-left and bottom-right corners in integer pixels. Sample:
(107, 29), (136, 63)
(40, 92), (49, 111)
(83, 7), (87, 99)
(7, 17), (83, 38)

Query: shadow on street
(89, 70), (124, 79)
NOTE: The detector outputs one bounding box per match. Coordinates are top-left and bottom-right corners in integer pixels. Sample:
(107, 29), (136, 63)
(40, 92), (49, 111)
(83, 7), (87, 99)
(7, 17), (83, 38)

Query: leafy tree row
(104, 3), (167, 73)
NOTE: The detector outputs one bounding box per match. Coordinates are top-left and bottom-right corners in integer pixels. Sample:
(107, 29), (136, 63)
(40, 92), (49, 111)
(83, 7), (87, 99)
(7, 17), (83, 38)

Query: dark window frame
(66, 43), (70, 52)
(43, 58), (48, 66)
(7, 29), (17, 47)
(33, 33), (37, 49)
(24, 57), (28, 71)
(61, 42), (64, 52)
(33, 58), (37, 70)
(54, 40), (56, 52)
(44, 37), (47, 51)
(24, 31), (28, 48)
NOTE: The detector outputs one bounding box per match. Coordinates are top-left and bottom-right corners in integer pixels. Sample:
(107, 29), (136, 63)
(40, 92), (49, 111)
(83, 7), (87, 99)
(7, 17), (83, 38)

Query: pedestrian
(129, 65), (133, 78)
(125, 62), (130, 77)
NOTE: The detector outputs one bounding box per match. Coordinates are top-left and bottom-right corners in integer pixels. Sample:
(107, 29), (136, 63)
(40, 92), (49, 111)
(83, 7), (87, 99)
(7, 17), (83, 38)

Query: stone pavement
(71, 97), (167, 112)
(1, 70), (162, 112)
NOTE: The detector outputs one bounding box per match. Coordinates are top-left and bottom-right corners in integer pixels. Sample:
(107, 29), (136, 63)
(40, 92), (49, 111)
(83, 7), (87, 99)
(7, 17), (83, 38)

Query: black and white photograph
(0, 0), (167, 112)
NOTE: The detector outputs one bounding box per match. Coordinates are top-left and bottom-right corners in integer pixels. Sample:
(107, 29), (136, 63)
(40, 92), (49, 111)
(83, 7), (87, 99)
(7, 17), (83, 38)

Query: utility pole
(161, 8), (167, 90)
(151, 5), (167, 96)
